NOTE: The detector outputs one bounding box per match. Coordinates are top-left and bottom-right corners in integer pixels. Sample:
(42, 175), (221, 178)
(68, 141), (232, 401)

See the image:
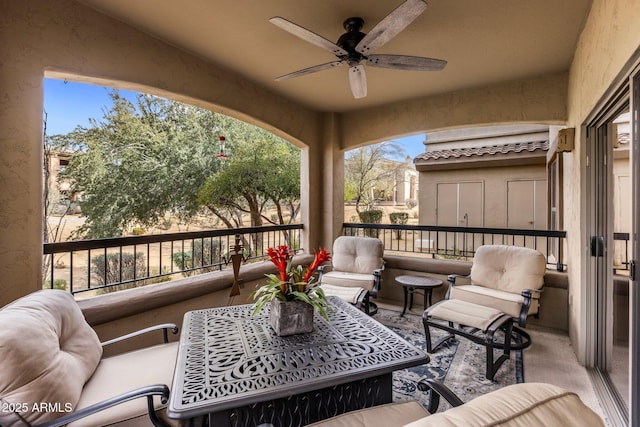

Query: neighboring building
(414, 125), (551, 230)
(376, 156), (418, 206)
(344, 154), (418, 208)
(45, 150), (80, 214)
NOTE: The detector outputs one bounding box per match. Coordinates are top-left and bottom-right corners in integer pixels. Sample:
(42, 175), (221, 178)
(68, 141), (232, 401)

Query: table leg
(425, 288), (432, 308)
(402, 286), (408, 316)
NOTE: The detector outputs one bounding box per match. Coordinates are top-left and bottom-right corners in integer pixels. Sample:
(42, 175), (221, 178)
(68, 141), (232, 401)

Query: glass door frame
(629, 66), (640, 427)
(585, 93), (628, 427)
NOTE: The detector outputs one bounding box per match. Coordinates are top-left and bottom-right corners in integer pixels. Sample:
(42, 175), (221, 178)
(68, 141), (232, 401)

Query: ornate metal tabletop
(168, 296), (428, 421)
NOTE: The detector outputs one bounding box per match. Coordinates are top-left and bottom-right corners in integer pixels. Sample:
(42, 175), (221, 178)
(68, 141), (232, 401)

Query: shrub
(131, 227), (145, 235)
(43, 278), (67, 291)
(389, 212), (409, 240)
(91, 251), (147, 293)
(358, 209), (383, 238)
(173, 239), (223, 277)
(405, 199), (418, 209)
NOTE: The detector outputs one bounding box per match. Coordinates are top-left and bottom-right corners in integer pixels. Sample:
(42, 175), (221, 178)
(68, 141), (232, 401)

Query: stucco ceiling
(75, 0), (592, 113)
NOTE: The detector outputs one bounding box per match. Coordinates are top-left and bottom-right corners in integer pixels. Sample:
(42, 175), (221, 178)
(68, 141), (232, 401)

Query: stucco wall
(0, 0), (325, 305)
(418, 164), (547, 228)
(565, 0), (640, 363)
(340, 72), (569, 149)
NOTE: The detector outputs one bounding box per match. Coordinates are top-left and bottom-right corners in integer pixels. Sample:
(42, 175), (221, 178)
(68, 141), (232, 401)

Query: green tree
(344, 142), (404, 214)
(62, 92), (223, 237)
(60, 90), (300, 238)
(198, 133), (301, 229)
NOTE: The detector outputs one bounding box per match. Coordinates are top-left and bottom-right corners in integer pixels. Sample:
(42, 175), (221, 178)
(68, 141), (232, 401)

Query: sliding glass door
(586, 88), (630, 426)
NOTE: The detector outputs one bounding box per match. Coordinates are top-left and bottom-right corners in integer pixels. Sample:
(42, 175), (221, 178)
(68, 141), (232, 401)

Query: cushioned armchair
(318, 236), (384, 315)
(306, 380), (604, 427)
(0, 290), (179, 427)
(447, 244), (546, 347)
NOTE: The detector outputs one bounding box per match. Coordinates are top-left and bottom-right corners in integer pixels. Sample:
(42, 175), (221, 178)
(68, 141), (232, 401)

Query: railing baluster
(43, 224), (304, 294)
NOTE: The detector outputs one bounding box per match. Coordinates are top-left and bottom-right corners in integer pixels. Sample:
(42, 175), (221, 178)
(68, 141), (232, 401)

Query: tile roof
(415, 140), (549, 162)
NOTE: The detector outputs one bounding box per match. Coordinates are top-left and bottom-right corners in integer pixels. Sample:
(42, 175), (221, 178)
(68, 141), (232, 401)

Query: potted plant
(251, 245), (331, 336)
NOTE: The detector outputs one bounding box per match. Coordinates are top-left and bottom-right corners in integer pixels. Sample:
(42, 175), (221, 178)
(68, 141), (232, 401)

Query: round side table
(394, 275), (443, 316)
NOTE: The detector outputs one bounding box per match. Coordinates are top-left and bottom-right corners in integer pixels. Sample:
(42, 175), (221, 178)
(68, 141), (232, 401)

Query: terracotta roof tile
(415, 140), (549, 161)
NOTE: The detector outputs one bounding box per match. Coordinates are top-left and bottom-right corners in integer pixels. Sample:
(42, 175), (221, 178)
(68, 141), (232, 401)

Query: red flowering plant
(251, 245), (332, 319)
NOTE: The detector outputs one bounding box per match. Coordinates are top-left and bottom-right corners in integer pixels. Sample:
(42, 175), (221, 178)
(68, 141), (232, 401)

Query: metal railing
(343, 223), (568, 271)
(613, 232), (631, 275)
(43, 222), (630, 295)
(43, 224), (303, 295)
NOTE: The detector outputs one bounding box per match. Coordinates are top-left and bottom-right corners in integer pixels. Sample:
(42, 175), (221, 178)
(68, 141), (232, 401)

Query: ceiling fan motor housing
(338, 17), (366, 65)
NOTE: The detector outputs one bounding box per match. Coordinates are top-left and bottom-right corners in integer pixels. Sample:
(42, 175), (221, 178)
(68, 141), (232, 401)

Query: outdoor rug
(376, 307), (524, 412)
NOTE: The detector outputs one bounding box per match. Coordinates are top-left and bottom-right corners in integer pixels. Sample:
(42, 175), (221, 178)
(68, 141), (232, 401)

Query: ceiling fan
(270, 0), (447, 99)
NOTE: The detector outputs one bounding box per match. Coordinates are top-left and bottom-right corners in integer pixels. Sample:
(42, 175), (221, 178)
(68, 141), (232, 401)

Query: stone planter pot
(270, 299), (314, 336)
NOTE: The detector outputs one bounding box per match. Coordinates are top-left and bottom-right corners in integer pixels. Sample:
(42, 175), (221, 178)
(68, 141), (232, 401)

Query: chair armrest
(447, 274), (470, 285)
(417, 378), (464, 414)
(371, 267), (384, 297)
(522, 288), (544, 299)
(517, 288), (544, 327)
(446, 274), (470, 299)
(36, 385), (171, 427)
(101, 323), (179, 347)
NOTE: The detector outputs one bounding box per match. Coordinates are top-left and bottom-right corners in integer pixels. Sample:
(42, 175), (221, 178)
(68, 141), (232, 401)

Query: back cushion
(470, 245), (546, 294)
(0, 290), (102, 426)
(332, 236), (384, 274)
(404, 382), (604, 427)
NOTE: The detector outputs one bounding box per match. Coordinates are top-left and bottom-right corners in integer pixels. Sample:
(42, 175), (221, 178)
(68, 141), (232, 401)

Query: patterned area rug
(376, 307), (524, 412)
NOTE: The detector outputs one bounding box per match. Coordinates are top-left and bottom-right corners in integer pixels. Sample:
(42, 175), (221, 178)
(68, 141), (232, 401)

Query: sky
(43, 78), (427, 159)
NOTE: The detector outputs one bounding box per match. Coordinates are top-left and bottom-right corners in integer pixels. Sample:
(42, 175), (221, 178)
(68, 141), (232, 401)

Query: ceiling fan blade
(356, 0), (427, 54)
(349, 65), (367, 99)
(270, 17), (348, 56)
(275, 61), (343, 81)
(367, 54), (447, 71)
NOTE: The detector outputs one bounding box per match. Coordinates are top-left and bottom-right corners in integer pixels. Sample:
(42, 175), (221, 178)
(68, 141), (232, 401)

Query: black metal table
(394, 275), (443, 316)
(167, 296), (428, 427)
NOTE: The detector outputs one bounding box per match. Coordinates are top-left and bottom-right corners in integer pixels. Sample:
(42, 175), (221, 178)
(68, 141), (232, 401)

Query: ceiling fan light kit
(270, 0), (446, 99)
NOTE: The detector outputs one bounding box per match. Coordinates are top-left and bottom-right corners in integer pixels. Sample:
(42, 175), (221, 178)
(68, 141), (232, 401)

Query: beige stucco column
(323, 113), (345, 247)
(0, 48), (44, 304)
(301, 112), (344, 252)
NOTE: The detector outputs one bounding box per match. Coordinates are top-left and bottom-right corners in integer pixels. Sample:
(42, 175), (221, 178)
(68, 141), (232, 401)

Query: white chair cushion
(427, 300), (506, 331)
(320, 270), (375, 291)
(470, 245), (545, 294)
(306, 401), (429, 427)
(331, 236), (384, 275)
(404, 383), (604, 427)
(0, 290), (102, 427)
(321, 283), (366, 304)
(69, 341), (179, 427)
(449, 284), (540, 319)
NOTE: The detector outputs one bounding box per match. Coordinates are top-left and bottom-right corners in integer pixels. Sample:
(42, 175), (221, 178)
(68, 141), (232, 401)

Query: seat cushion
(470, 245), (546, 294)
(0, 290), (102, 427)
(427, 300), (506, 331)
(305, 401), (429, 427)
(321, 270), (375, 290)
(403, 383), (604, 427)
(449, 285), (539, 319)
(321, 283), (367, 304)
(69, 341), (179, 427)
(331, 236), (384, 275)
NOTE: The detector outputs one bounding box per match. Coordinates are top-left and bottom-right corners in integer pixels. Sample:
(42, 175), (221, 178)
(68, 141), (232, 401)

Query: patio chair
(318, 236), (384, 315)
(427, 244), (546, 354)
(306, 380), (604, 426)
(0, 289), (179, 427)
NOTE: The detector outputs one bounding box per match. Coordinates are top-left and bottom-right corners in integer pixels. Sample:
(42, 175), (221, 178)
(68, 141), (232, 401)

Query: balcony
(38, 222), (609, 424)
